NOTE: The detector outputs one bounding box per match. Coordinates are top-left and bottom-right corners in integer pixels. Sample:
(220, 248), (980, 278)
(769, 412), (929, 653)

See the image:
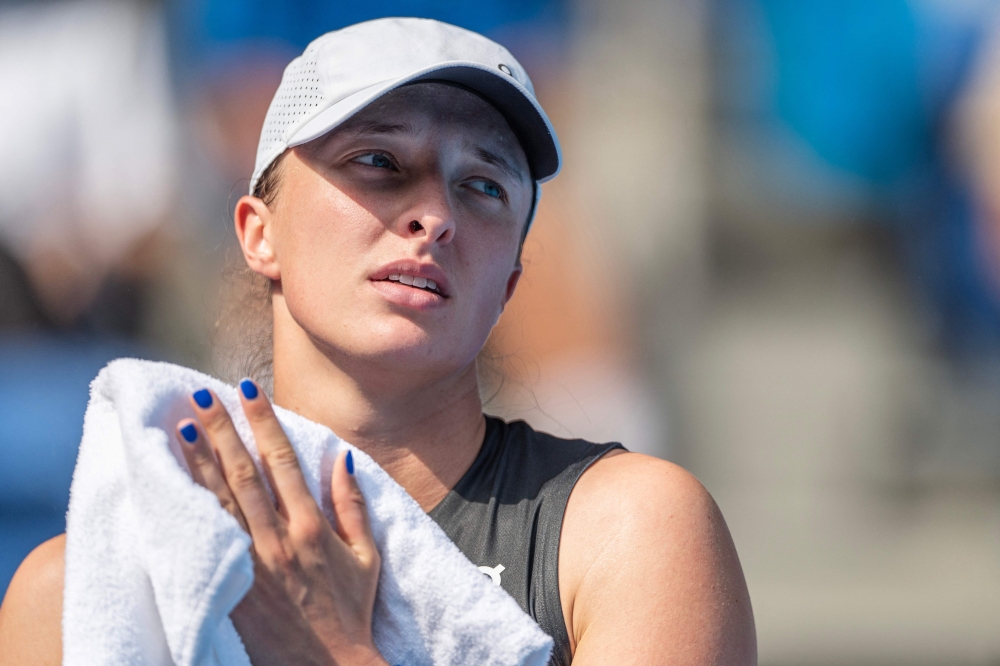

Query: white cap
(250, 17), (562, 201)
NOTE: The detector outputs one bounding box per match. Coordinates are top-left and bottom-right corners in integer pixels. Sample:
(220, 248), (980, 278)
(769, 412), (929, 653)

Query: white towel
(63, 358), (553, 666)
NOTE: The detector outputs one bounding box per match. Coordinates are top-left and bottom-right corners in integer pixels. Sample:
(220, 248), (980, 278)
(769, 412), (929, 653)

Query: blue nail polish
(193, 389), (213, 409)
(240, 379), (258, 400)
(180, 423), (197, 443)
(346, 450), (355, 475)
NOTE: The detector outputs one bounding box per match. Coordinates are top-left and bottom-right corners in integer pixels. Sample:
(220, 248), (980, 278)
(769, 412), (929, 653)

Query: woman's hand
(176, 380), (386, 666)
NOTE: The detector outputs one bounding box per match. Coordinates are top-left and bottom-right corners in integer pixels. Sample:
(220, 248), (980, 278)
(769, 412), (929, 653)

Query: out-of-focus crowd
(1, 0), (999, 663)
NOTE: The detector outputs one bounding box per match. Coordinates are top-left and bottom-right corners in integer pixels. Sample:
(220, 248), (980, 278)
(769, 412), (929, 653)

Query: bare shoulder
(570, 450), (713, 518)
(560, 452), (756, 665)
(0, 534), (65, 666)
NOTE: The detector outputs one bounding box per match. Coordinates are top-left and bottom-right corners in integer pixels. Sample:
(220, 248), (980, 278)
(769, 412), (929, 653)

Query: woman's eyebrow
(343, 121), (414, 137)
(469, 145), (527, 184)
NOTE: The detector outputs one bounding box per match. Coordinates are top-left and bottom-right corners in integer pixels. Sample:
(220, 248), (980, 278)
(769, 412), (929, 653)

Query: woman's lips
(369, 262), (451, 297)
(384, 273), (442, 295)
(369, 279), (448, 310)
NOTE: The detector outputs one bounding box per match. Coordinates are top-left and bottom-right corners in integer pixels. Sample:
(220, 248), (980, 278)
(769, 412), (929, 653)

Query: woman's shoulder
(559, 453), (757, 663)
(0, 534), (65, 665)
(563, 451), (721, 565)
(569, 450), (711, 513)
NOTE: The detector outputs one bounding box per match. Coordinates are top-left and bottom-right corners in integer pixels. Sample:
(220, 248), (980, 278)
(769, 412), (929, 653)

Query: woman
(0, 18), (756, 665)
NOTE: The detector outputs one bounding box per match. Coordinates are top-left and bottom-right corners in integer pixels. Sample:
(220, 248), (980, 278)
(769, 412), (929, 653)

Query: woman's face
(263, 83), (533, 380)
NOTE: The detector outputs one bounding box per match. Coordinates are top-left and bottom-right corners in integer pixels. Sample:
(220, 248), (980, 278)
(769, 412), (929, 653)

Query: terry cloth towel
(63, 358), (553, 666)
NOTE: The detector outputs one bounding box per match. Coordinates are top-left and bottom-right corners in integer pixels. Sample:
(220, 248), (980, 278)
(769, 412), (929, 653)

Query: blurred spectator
(0, 0), (176, 597)
(955, 7), (1000, 314)
(0, 0), (177, 330)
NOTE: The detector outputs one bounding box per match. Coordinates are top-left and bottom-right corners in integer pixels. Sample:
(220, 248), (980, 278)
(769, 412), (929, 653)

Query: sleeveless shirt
(427, 416), (624, 666)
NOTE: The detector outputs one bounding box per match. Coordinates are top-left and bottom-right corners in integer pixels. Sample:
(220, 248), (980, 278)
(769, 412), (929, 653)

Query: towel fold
(63, 358), (553, 666)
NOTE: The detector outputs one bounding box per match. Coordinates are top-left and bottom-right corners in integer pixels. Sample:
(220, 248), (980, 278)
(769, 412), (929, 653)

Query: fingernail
(180, 423), (198, 443)
(239, 379), (258, 400)
(193, 389), (213, 409)
(346, 450), (355, 475)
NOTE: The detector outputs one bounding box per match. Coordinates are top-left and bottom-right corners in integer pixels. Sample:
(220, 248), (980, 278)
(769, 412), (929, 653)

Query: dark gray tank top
(427, 416), (624, 665)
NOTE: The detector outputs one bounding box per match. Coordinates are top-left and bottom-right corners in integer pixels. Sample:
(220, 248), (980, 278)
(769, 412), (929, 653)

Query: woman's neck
(269, 304), (487, 511)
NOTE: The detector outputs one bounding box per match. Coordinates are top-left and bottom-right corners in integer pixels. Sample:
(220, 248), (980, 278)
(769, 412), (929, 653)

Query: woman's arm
(559, 452), (757, 665)
(0, 534), (65, 665)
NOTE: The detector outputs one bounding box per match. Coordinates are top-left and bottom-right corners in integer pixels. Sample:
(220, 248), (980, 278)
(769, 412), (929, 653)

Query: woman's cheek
(281, 258), (343, 331)
(472, 270), (511, 333)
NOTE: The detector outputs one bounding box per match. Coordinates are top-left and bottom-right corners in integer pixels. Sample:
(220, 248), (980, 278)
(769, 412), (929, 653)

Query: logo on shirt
(478, 564), (505, 586)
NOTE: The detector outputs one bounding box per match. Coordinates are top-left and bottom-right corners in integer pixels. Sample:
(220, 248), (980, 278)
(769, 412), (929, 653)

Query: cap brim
(287, 61), (561, 182)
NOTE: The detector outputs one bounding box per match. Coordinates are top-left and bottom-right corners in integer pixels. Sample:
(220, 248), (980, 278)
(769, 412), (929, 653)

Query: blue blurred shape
(171, 0), (569, 78)
(195, 0), (565, 47)
(760, 0), (926, 185)
(0, 334), (152, 600)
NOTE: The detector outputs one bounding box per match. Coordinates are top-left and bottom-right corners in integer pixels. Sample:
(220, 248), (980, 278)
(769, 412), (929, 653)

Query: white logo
(478, 564), (505, 586)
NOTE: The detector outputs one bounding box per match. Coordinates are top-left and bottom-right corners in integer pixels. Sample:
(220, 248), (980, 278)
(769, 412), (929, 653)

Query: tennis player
(0, 18), (756, 665)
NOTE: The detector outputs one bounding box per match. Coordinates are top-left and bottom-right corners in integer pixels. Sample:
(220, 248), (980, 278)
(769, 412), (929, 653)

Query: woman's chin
(342, 330), (472, 370)
(302, 314), (484, 375)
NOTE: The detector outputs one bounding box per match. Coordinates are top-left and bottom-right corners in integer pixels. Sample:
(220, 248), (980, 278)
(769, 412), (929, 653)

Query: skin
(0, 83), (756, 665)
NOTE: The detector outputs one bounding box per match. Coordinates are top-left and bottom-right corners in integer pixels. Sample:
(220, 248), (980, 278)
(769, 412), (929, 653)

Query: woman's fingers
(185, 384), (370, 573)
(331, 450), (378, 567)
(237, 379), (319, 521)
(176, 420), (250, 533)
(189, 388), (283, 544)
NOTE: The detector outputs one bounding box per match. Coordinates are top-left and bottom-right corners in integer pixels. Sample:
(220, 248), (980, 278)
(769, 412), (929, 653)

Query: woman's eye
(354, 153), (394, 169)
(469, 180), (504, 199)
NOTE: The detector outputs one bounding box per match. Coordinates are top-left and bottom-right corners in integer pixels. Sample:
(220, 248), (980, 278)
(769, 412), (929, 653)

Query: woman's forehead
(333, 84), (528, 163)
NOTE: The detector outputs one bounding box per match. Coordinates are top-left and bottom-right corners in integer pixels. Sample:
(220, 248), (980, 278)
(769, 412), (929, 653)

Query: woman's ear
(499, 264), (522, 315)
(235, 195), (281, 280)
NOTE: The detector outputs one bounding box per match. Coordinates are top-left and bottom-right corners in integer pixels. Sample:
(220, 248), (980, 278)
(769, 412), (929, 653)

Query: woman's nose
(401, 190), (456, 245)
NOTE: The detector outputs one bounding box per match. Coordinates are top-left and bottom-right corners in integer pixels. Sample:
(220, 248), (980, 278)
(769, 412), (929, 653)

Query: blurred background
(1, 0), (999, 662)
